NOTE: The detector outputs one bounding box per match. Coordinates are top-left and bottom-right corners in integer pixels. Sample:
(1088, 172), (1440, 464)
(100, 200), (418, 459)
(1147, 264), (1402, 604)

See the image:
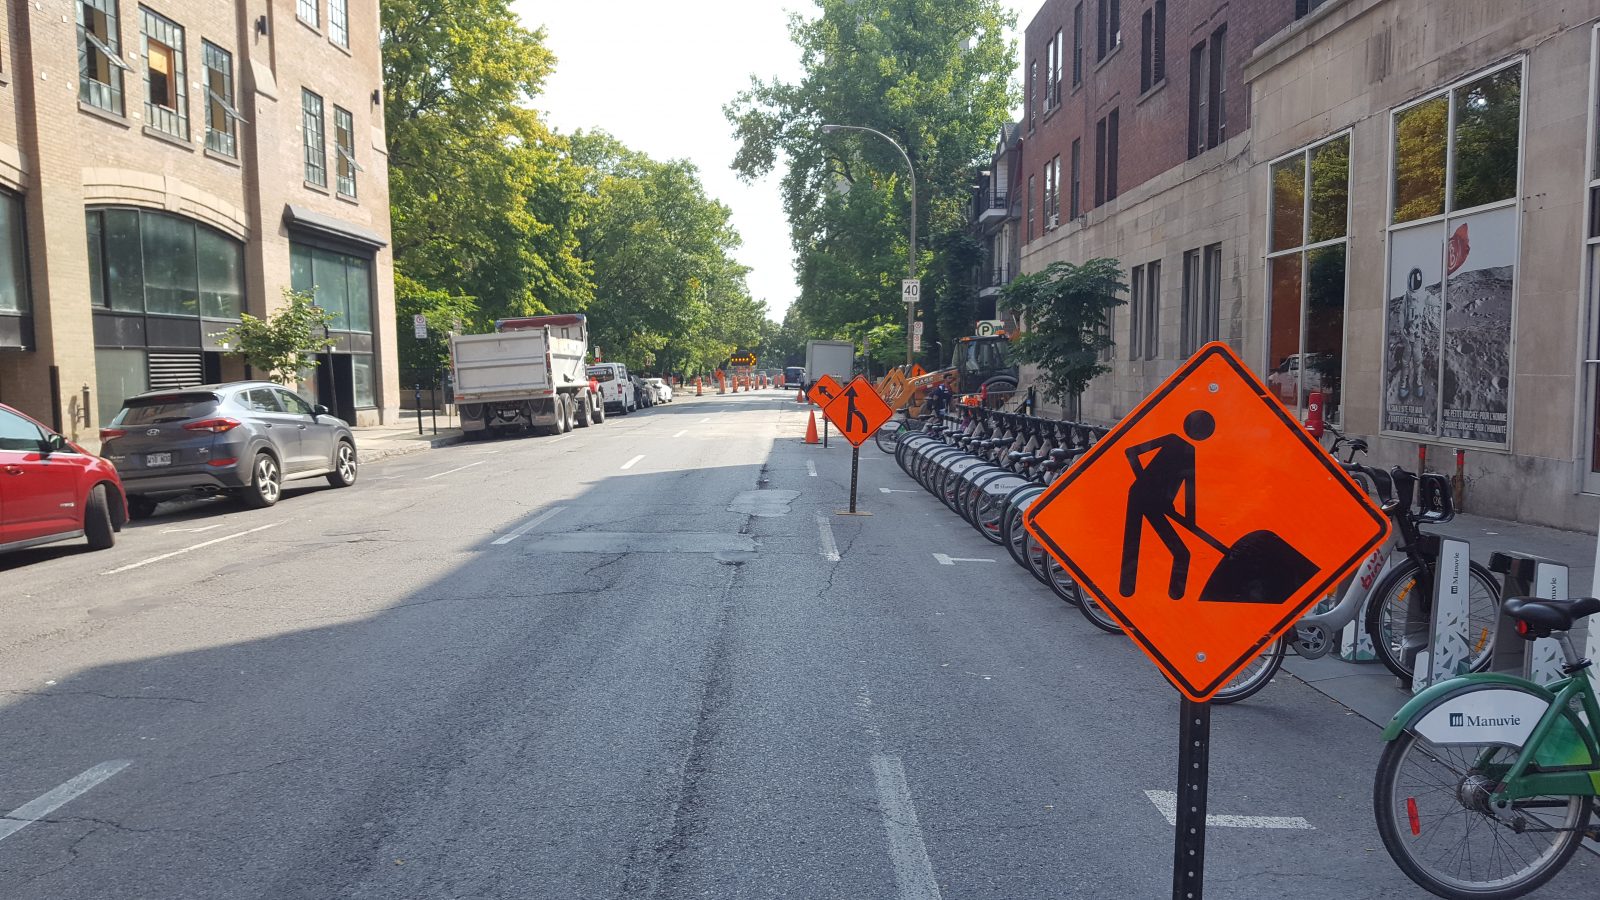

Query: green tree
(725, 0), (1016, 357)
(222, 290), (337, 384)
(395, 274), (478, 376)
(998, 259), (1125, 405)
(383, 0), (591, 322)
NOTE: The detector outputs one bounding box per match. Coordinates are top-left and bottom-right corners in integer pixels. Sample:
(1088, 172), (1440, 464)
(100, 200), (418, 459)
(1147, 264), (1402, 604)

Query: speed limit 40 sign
(901, 278), (921, 304)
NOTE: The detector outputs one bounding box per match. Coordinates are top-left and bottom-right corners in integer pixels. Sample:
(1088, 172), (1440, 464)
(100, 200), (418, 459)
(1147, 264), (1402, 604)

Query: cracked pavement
(0, 391), (1593, 898)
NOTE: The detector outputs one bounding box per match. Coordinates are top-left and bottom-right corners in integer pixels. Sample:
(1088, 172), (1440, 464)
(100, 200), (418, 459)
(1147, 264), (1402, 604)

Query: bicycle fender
(1379, 674), (1554, 743)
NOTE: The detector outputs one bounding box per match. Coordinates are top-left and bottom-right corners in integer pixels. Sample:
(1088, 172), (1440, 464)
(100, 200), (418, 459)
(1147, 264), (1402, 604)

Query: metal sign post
(1173, 698), (1211, 900)
(848, 446), (860, 513)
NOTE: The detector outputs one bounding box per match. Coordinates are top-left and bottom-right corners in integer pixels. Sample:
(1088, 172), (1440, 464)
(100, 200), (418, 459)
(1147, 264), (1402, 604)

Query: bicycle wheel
(875, 420), (906, 453)
(1043, 554), (1082, 606)
(1374, 710), (1593, 898)
(1210, 637), (1286, 705)
(1367, 560), (1500, 681)
(1078, 591), (1124, 633)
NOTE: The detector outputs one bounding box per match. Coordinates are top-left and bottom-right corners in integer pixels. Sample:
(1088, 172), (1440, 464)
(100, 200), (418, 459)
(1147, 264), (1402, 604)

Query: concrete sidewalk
(354, 411), (463, 463)
(1284, 510), (1598, 726)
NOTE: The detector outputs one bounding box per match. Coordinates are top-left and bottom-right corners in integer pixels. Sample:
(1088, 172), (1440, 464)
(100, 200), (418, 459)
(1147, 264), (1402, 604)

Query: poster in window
(1439, 206), (1515, 445)
(1383, 223), (1444, 435)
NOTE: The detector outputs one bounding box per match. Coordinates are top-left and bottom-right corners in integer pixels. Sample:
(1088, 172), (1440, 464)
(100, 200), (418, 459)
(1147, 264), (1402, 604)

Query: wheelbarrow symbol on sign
(1118, 410), (1318, 604)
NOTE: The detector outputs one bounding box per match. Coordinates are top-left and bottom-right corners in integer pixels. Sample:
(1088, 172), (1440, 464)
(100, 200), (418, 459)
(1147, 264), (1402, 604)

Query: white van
(587, 363), (638, 415)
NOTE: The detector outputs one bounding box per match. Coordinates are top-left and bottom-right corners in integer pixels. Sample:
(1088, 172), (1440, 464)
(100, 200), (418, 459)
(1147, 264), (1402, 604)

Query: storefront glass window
(141, 211), (197, 315)
(87, 208), (241, 319)
(0, 190), (29, 314)
(197, 227), (242, 319)
(1265, 133), (1349, 422)
(1383, 61), (1522, 446)
(290, 241), (373, 334)
(351, 354), (374, 408)
(94, 348), (146, 427)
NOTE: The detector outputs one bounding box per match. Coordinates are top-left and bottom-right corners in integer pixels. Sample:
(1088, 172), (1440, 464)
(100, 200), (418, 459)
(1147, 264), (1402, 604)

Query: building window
(302, 89), (327, 187)
(202, 42), (242, 157)
(297, 0), (318, 28)
(1188, 27), (1227, 158)
(1140, 1), (1165, 93)
(87, 208), (244, 321)
(1128, 261), (1160, 360)
(1097, 0), (1120, 61)
(1051, 29), (1064, 105)
(1072, 3), (1083, 86)
(1383, 61), (1521, 446)
(334, 106), (360, 198)
(1069, 139), (1081, 219)
(79, 0), (129, 115)
(1026, 175), (1035, 242)
(291, 242), (374, 335)
(0, 191), (30, 317)
(1267, 133), (1350, 424)
(1043, 158), (1058, 228)
(141, 7), (187, 140)
(1029, 60), (1038, 129)
(329, 0), (348, 48)
(1182, 243), (1222, 355)
(1294, 0), (1330, 18)
(1095, 111), (1118, 206)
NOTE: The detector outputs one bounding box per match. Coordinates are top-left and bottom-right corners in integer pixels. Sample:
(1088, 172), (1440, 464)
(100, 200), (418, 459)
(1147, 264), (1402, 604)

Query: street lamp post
(819, 124), (916, 368)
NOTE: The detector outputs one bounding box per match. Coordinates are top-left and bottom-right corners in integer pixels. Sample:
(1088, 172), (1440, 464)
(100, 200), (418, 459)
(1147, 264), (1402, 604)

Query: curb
(360, 433), (464, 464)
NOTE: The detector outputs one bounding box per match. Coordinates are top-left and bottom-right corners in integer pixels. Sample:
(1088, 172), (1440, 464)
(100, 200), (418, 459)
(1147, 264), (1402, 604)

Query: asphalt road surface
(0, 391), (1594, 898)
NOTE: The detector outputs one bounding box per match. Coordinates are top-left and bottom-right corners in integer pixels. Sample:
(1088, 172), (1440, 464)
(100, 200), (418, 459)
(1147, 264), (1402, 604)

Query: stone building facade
(0, 0), (396, 443)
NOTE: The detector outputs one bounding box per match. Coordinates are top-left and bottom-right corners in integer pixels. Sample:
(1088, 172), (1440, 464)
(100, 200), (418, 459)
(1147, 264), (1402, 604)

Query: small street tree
(222, 289), (337, 384)
(998, 258), (1125, 406)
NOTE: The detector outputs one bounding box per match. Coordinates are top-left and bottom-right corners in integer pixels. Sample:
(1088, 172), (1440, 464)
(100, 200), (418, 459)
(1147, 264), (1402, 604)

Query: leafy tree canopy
(998, 259), (1125, 404)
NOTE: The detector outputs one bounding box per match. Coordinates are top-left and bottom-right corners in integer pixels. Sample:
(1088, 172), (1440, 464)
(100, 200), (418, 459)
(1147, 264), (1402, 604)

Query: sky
(513, 1), (1044, 323)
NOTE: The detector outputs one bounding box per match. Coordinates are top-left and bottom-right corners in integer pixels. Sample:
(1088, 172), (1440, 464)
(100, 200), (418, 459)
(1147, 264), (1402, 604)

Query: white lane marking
(103, 521), (285, 575)
(871, 754), (944, 900)
(548, 435), (572, 444)
(879, 488), (916, 494)
(425, 460), (486, 480)
(673, 430), (687, 438)
(932, 553), (996, 566)
(621, 454), (645, 470)
(699, 418), (712, 424)
(0, 760), (132, 845)
(1143, 791), (1315, 829)
(806, 461), (817, 477)
(817, 513), (840, 562)
(160, 523), (226, 534)
(490, 507), (566, 546)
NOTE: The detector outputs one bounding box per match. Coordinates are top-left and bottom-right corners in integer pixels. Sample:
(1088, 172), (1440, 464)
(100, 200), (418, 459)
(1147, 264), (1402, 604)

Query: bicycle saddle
(1502, 596), (1600, 635)
(1007, 451), (1028, 463)
(1049, 448), (1071, 462)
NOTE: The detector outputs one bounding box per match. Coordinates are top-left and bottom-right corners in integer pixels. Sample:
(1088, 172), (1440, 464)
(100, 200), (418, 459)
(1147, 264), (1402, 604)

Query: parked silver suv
(100, 381), (357, 518)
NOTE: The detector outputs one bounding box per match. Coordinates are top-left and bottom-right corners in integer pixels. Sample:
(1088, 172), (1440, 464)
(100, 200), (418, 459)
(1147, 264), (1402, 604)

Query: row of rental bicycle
(886, 406), (1600, 899)
(884, 405), (1503, 702)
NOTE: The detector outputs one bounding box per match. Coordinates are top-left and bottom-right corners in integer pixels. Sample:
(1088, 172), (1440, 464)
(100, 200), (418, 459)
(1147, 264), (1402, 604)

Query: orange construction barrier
(804, 410), (820, 444)
(696, 377), (703, 396)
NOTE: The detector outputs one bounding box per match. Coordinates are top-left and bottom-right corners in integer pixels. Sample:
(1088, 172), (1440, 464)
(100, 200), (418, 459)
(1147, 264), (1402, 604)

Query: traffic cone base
(804, 410), (820, 444)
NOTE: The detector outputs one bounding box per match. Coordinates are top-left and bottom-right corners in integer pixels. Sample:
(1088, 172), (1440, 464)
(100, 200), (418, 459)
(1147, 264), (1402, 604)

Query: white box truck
(805, 339), (855, 389)
(450, 314), (604, 438)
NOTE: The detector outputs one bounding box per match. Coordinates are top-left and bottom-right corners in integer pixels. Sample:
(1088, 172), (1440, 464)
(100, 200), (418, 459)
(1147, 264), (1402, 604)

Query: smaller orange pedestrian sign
(808, 374), (844, 407)
(822, 376), (895, 448)
(1023, 342), (1390, 701)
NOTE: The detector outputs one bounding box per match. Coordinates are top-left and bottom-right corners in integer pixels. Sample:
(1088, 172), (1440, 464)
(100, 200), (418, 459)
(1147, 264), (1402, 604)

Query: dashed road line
(1144, 790), (1315, 829)
(426, 460), (486, 480)
(871, 754), (944, 900)
(621, 454), (645, 470)
(806, 461), (817, 477)
(490, 507), (566, 546)
(0, 760), (132, 845)
(161, 523), (227, 534)
(817, 513), (840, 561)
(932, 553), (996, 566)
(673, 429), (687, 438)
(103, 521), (286, 575)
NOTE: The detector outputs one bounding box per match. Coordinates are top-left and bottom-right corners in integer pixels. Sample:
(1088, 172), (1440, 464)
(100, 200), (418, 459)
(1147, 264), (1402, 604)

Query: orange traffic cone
(804, 410), (820, 444)
(696, 377), (703, 396)
(795, 388), (805, 403)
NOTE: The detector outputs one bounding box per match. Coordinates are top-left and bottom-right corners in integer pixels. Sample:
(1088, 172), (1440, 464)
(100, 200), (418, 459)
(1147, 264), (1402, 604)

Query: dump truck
(450, 314), (604, 438)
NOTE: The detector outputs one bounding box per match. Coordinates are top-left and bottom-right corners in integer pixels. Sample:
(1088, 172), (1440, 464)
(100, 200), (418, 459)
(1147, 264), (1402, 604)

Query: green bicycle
(1373, 594), (1600, 898)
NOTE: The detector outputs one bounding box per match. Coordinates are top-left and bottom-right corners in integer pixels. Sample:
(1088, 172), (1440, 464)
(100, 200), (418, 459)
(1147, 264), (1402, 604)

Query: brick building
(1012, 0), (1600, 530)
(0, 0), (397, 444)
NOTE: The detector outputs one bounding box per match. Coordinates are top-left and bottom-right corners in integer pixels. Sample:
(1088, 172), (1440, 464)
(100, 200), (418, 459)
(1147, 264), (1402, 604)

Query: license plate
(146, 452), (172, 467)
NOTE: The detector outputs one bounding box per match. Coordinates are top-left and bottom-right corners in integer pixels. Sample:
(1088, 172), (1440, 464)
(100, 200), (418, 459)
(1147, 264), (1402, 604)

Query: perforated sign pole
(848, 445), (860, 513)
(1173, 698), (1211, 900)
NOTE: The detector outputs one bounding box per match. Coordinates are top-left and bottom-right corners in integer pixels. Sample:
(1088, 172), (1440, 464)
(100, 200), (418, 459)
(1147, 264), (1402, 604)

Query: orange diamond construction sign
(1023, 342), (1390, 701)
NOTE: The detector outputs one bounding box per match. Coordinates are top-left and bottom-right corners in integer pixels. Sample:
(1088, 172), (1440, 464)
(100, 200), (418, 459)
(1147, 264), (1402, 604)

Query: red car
(0, 402), (127, 554)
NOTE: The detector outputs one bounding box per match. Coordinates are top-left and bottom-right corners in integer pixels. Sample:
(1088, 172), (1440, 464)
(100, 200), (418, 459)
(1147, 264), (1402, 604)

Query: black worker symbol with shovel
(1117, 410), (1318, 604)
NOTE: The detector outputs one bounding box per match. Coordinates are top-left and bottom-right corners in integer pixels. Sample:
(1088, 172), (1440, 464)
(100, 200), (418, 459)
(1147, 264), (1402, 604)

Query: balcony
(977, 262), (1013, 298)
(975, 187), (1010, 225)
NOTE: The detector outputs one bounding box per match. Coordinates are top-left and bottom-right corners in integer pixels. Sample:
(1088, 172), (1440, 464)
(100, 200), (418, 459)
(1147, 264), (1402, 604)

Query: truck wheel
(592, 395), (605, 424)
(573, 394), (591, 428)
(559, 396), (574, 433)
